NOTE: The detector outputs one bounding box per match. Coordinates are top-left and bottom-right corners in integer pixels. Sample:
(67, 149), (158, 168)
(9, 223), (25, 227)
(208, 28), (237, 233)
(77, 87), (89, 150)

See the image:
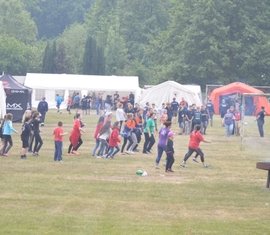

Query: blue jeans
(97, 139), (108, 156)
(92, 139), (100, 156)
(107, 146), (120, 157)
(155, 145), (166, 165)
(225, 124), (233, 136)
(54, 141), (62, 161)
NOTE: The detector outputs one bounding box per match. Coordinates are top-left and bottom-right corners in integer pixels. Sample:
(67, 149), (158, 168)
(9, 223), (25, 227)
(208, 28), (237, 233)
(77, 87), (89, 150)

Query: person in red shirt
(106, 121), (121, 158)
(68, 113), (84, 155)
(180, 125), (210, 168)
(53, 121), (67, 161)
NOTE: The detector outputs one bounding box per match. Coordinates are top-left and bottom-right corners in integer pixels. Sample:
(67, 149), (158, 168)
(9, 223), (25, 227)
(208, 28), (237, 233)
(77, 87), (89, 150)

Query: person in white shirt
(115, 102), (127, 132)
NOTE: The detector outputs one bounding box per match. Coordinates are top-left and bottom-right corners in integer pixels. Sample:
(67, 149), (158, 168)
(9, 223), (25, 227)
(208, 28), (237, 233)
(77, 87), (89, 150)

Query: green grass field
(0, 110), (270, 235)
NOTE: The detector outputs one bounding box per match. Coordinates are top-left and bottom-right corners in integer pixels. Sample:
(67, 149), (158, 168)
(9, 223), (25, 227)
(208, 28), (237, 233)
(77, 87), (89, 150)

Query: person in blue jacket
(0, 113), (18, 156)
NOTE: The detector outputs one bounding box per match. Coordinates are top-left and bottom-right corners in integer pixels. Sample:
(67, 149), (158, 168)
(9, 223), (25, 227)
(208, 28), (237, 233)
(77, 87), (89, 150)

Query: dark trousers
(156, 145), (166, 164)
(28, 131), (34, 152)
(33, 132), (43, 153)
(166, 153), (175, 170)
(184, 147), (204, 162)
(143, 133), (155, 153)
(121, 136), (133, 153)
(257, 120), (264, 137)
(73, 137), (83, 151)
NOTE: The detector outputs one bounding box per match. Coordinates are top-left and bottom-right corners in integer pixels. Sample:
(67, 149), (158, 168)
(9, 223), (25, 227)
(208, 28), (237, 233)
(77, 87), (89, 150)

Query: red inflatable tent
(209, 82), (270, 115)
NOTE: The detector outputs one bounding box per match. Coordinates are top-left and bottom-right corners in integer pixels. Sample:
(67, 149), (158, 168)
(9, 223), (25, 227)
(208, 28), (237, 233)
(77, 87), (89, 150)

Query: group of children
(1, 98), (212, 171)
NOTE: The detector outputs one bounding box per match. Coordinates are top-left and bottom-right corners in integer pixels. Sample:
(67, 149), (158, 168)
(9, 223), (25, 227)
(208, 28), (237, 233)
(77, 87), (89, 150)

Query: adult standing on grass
(256, 106), (266, 137)
(155, 121), (172, 168)
(37, 97), (48, 126)
(20, 116), (31, 160)
(142, 112), (156, 154)
(222, 109), (235, 137)
(0, 113), (18, 157)
(180, 125), (210, 168)
(53, 121), (67, 162)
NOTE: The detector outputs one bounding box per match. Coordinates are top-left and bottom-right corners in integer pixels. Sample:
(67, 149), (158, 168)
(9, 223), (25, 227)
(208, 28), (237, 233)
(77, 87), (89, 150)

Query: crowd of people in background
(0, 90), (266, 172)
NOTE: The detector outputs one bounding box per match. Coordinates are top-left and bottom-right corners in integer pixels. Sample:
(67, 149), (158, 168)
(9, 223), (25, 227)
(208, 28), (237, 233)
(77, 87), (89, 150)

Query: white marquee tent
(24, 73), (141, 108)
(139, 81), (202, 108)
(0, 81), (6, 119)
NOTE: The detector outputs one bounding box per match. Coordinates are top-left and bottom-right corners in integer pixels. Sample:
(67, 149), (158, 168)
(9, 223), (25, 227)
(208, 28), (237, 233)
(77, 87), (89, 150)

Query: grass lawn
(0, 110), (270, 235)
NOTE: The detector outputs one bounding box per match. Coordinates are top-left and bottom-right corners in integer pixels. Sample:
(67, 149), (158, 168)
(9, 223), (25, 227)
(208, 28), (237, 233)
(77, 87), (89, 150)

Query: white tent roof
(139, 81), (202, 108)
(0, 81), (6, 119)
(25, 73), (140, 92)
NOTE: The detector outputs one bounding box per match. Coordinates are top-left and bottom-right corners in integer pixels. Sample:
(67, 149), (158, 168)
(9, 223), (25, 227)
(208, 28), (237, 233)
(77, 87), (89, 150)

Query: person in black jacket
(32, 111), (43, 156)
(37, 97), (48, 126)
(20, 116), (31, 159)
(165, 131), (175, 172)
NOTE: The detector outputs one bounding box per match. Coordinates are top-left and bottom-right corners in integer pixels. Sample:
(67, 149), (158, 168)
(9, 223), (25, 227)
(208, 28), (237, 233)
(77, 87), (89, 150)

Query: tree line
(0, 0), (269, 88)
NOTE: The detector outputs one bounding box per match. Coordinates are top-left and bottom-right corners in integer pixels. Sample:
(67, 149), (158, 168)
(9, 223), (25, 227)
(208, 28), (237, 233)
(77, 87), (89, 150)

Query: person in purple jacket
(155, 121), (172, 168)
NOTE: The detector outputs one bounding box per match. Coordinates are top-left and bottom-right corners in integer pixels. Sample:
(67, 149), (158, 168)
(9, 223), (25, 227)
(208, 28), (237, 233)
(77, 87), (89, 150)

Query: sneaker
(155, 164), (160, 169)
(180, 163), (186, 168)
(193, 158), (199, 163)
(203, 164), (209, 168)
(128, 151), (135, 155)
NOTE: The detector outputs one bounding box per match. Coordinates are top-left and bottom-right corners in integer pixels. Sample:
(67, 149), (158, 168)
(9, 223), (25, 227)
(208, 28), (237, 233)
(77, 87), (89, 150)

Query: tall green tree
(57, 23), (87, 74)
(0, 35), (30, 74)
(82, 36), (98, 74)
(149, 0), (270, 87)
(55, 42), (70, 74)
(105, 17), (128, 75)
(23, 0), (94, 38)
(0, 0), (37, 43)
(42, 41), (56, 73)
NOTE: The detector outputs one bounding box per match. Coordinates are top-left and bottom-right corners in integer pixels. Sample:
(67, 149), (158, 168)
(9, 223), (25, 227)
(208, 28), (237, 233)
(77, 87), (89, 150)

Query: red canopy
(209, 82), (270, 115)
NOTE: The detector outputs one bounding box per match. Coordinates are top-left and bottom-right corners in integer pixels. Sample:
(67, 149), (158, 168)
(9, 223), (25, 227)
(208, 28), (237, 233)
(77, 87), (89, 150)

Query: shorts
(22, 138), (29, 148)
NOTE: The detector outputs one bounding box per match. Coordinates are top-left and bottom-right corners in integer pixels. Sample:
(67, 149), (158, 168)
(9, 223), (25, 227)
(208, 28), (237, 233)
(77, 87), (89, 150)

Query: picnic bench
(256, 162), (270, 188)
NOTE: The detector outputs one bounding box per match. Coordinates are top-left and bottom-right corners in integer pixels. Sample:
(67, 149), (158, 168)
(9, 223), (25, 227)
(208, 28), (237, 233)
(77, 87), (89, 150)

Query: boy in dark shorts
(20, 117), (32, 159)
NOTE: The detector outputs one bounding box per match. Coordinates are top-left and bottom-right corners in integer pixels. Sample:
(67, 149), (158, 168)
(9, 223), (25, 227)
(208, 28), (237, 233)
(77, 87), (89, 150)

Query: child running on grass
(180, 124), (211, 168)
(106, 121), (121, 159)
